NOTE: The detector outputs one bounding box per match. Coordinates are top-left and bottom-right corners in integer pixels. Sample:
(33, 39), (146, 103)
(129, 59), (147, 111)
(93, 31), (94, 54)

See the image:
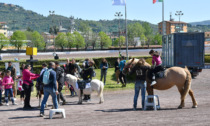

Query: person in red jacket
(2, 70), (17, 106)
(22, 65), (39, 109)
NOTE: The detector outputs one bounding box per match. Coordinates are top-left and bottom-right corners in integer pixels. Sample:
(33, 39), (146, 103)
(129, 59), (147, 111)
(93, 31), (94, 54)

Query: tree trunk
(76, 45), (79, 51)
(61, 46), (64, 52)
(18, 47), (20, 53)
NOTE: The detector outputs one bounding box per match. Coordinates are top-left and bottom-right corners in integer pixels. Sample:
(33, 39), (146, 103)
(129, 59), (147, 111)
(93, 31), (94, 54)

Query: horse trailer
(162, 32), (205, 78)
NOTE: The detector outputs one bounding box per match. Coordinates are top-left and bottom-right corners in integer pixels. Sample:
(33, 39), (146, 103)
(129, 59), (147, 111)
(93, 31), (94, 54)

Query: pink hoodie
(0, 78), (2, 90)
(152, 56), (162, 66)
(2, 76), (14, 89)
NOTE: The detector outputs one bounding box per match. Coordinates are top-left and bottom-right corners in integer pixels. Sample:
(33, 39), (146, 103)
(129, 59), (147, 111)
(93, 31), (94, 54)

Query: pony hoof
(192, 105), (197, 108)
(178, 106), (183, 109)
(99, 101), (104, 104)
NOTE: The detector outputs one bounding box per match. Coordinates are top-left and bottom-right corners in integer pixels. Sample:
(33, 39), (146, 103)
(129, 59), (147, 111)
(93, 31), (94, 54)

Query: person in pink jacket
(149, 50), (164, 86)
(2, 70), (17, 106)
(22, 65), (39, 109)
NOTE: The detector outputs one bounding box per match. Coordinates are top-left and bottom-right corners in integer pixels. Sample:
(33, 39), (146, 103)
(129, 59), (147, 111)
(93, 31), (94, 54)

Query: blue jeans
(40, 87), (58, 114)
(133, 80), (146, 109)
(5, 88), (14, 103)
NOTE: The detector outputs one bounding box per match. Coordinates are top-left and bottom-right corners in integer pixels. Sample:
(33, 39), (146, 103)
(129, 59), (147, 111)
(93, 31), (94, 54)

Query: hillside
(190, 20), (210, 26)
(0, 3), (158, 33)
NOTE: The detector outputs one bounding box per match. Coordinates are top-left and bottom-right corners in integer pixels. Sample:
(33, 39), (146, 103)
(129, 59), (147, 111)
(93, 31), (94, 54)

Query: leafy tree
(113, 36), (125, 47)
(10, 31), (27, 53)
(0, 33), (9, 51)
(90, 32), (98, 50)
(73, 31), (85, 51)
(140, 34), (148, 47)
(79, 22), (90, 33)
(153, 33), (162, 45)
(66, 32), (75, 51)
(55, 33), (67, 51)
(98, 31), (112, 49)
(128, 23), (145, 46)
(49, 26), (59, 35)
(26, 27), (34, 32)
(31, 31), (45, 50)
(142, 22), (153, 37)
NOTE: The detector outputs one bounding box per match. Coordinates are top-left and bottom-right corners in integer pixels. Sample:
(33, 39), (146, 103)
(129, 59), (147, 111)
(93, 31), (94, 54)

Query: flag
(112, 0), (126, 6)
(153, 0), (163, 4)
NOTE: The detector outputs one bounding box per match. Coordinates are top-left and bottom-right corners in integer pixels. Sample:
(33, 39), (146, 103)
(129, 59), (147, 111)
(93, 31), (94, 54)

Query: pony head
(123, 58), (138, 75)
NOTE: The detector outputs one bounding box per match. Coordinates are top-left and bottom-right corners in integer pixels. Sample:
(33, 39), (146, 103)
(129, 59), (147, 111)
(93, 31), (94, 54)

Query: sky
(0, 0), (209, 24)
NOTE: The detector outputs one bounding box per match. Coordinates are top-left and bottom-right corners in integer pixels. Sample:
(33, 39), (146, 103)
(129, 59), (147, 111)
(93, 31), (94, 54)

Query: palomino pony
(123, 58), (197, 109)
(65, 74), (104, 104)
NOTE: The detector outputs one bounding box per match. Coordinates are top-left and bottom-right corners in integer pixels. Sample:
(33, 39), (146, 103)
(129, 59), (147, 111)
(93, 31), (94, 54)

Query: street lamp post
(49, 10), (56, 53)
(115, 12), (123, 54)
(175, 11), (184, 33)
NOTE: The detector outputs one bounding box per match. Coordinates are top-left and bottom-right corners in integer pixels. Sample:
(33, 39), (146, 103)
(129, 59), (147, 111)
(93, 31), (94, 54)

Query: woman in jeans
(129, 58), (150, 110)
(22, 65), (39, 109)
(100, 58), (108, 85)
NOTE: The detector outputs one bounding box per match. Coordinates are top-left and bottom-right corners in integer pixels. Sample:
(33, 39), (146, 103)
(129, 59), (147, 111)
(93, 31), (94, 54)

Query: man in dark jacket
(38, 62), (58, 117)
(55, 62), (66, 105)
(114, 58), (120, 84)
(128, 59), (150, 110)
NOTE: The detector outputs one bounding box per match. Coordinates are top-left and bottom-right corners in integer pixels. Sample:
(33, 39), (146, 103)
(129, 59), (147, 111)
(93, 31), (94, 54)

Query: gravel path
(0, 70), (210, 126)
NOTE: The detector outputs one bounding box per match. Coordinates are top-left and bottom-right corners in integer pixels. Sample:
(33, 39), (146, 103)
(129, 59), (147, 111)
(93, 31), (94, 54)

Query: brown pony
(123, 58), (197, 109)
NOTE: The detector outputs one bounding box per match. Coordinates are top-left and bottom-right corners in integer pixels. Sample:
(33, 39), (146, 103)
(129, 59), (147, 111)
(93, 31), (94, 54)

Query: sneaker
(14, 98), (16, 101)
(151, 81), (157, 86)
(62, 101), (66, 105)
(6, 103), (9, 106)
(12, 103), (18, 105)
(133, 107), (137, 111)
(40, 113), (44, 117)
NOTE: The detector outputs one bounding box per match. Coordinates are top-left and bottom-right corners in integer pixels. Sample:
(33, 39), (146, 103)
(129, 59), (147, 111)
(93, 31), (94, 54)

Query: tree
(73, 31), (85, 51)
(98, 31), (112, 49)
(49, 26), (59, 35)
(31, 31), (45, 50)
(66, 32), (75, 51)
(128, 23), (145, 46)
(142, 22), (153, 37)
(10, 31), (27, 53)
(90, 32), (98, 50)
(0, 33), (9, 51)
(153, 33), (162, 45)
(113, 36), (125, 47)
(140, 34), (148, 47)
(55, 33), (67, 51)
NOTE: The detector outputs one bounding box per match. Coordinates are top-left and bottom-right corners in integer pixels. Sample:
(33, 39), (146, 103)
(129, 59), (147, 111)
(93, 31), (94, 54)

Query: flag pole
(125, 2), (129, 60)
(162, 0), (165, 36)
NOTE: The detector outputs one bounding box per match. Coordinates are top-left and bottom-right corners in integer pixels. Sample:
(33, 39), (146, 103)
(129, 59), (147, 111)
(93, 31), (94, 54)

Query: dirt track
(0, 70), (210, 126)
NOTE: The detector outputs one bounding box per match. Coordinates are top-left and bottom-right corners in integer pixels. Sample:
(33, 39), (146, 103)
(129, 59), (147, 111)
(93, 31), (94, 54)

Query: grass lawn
(31, 68), (135, 97)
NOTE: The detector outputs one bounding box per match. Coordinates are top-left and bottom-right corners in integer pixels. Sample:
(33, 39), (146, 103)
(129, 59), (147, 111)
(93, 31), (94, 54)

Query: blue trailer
(162, 32), (205, 78)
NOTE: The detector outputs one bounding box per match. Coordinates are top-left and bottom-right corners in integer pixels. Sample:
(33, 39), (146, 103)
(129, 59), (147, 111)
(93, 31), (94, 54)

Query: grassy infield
(31, 68), (135, 97)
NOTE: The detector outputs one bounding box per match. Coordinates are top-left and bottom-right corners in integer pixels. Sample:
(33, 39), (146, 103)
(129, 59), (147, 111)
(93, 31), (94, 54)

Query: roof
(0, 22), (6, 24)
(159, 21), (187, 24)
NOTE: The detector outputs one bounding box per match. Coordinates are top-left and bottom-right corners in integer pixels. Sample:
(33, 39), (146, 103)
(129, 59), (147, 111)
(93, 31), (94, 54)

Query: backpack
(42, 69), (52, 85)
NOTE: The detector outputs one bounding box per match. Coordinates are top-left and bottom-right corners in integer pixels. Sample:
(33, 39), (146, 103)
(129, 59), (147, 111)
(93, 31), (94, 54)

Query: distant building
(205, 32), (210, 45)
(158, 21), (188, 35)
(0, 22), (8, 37)
(41, 32), (56, 45)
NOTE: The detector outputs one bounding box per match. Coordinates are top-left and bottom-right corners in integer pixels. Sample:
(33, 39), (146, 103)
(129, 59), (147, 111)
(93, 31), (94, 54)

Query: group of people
(0, 49), (162, 115)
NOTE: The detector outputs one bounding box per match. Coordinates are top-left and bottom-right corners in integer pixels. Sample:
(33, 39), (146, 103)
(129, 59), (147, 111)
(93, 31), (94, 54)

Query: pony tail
(181, 67), (192, 100)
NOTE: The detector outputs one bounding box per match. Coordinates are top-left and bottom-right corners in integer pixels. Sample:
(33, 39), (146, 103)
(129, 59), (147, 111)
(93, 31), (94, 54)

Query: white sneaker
(151, 81), (157, 86)
(6, 103), (9, 106)
(13, 98), (16, 101)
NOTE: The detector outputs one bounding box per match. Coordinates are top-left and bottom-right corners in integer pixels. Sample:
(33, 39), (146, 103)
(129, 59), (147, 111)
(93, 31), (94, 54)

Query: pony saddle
(155, 70), (166, 79)
(77, 80), (90, 90)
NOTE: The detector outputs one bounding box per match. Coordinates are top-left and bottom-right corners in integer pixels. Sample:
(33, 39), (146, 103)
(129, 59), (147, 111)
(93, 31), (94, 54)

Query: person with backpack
(55, 61), (66, 105)
(81, 60), (95, 102)
(38, 62), (59, 117)
(100, 58), (108, 85)
(22, 65), (39, 109)
(119, 56), (127, 87)
(7, 61), (17, 99)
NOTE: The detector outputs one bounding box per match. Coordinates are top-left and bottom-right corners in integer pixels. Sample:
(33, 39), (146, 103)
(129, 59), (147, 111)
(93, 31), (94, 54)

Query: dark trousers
(57, 85), (66, 103)
(119, 71), (127, 85)
(100, 70), (107, 85)
(22, 84), (32, 107)
(0, 90), (2, 104)
(150, 66), (164, 80)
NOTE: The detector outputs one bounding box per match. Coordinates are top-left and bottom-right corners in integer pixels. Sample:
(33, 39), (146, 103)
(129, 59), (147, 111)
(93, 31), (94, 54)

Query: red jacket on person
(22, 69), (40, 85)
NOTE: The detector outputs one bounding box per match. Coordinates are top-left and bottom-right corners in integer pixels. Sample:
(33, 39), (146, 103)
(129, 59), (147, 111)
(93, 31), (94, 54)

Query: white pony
(65, 74), (104, 104)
